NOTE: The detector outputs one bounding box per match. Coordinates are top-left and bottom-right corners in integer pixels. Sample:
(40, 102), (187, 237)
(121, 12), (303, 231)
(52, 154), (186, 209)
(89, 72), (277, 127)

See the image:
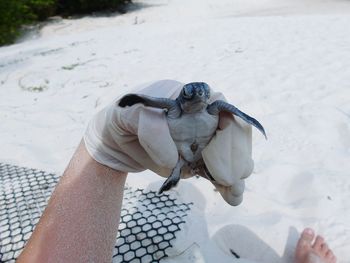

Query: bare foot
(295, 228), (337, 263)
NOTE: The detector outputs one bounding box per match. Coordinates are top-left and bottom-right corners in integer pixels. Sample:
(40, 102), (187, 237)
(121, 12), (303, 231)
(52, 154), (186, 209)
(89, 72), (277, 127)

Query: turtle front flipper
(207, 100), (267, 139)
(119, 94), (147, 107)
(118, 94), (181, 118)
(158, 158), (186, 194)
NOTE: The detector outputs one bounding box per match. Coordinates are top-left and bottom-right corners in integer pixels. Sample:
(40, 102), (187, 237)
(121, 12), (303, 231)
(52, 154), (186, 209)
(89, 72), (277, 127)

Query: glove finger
(209, 90), (227, 103)
(213, 180), (245, 206)
(138, 107), (179, 169)
(202, 110), (254, 186)
(116, 80), (184, 175)
(112, 105), (175, 177)
(84, 106), (146, 172)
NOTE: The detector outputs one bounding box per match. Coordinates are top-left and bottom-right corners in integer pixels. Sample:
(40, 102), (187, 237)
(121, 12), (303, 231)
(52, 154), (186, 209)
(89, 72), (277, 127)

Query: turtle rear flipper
(158, 158), (186, 194)
(207, 100), (267, 139)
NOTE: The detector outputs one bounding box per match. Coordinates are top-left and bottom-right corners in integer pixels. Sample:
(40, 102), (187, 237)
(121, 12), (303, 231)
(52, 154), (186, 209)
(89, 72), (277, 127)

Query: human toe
(297, 228), (315, 249)
(326, 250), (337, 263)
(321, 243), (329, 255)
(313, 235), (325, 251)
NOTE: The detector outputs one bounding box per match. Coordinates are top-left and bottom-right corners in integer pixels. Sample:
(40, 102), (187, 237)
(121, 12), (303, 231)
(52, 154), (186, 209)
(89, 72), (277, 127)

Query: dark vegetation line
(0, 0), (132, 46)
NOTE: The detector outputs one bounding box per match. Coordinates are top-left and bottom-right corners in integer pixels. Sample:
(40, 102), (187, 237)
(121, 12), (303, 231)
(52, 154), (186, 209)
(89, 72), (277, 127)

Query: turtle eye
(183, 86), (193, 99)
(203, 84), (210, 99)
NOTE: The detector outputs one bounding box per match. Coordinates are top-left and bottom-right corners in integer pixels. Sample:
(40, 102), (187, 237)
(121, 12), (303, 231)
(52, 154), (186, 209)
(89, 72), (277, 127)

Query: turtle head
(178, 82), (210, 113)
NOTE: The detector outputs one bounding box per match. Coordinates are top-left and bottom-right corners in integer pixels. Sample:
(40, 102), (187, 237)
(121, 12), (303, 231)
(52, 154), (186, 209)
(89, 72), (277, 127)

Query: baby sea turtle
(119, 82), (266, 194)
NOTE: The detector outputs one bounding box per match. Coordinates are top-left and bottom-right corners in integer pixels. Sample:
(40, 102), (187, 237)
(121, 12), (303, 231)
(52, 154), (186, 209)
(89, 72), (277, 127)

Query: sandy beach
(1, 0), (350, 262)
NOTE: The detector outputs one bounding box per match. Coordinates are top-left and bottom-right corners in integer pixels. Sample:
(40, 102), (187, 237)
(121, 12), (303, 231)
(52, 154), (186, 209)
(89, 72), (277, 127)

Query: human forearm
(17, 141), (127, 263)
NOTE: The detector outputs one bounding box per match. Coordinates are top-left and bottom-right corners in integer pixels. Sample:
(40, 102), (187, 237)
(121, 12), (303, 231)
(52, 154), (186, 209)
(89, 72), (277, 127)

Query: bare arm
(17, 140), (127, 263)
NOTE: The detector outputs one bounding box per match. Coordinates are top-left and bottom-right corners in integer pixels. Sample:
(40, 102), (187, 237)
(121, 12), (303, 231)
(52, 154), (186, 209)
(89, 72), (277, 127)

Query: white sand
(1, 0), (350, 262)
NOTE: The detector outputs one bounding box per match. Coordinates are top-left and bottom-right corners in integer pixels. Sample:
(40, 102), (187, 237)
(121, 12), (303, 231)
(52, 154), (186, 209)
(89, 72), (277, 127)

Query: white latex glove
(84, 80), (254, 206)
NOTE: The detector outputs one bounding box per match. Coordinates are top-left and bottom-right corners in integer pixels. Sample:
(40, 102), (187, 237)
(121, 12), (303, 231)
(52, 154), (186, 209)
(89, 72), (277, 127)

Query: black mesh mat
(0, 163), (192, 262)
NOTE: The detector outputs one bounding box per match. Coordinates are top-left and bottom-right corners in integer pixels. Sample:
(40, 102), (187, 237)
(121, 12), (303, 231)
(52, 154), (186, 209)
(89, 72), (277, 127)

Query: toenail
(304, 228), (314, 235)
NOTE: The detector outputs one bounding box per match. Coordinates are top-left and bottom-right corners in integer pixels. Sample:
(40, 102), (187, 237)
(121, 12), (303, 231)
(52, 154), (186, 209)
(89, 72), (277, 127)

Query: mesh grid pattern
(115, 189), (192, 262)
(0, 163), (192, 263)
(0, 163), (58, 262)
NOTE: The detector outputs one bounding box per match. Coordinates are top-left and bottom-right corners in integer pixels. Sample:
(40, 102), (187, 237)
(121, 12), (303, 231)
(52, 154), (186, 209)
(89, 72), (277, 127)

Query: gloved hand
(84, 80), (254, 206)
